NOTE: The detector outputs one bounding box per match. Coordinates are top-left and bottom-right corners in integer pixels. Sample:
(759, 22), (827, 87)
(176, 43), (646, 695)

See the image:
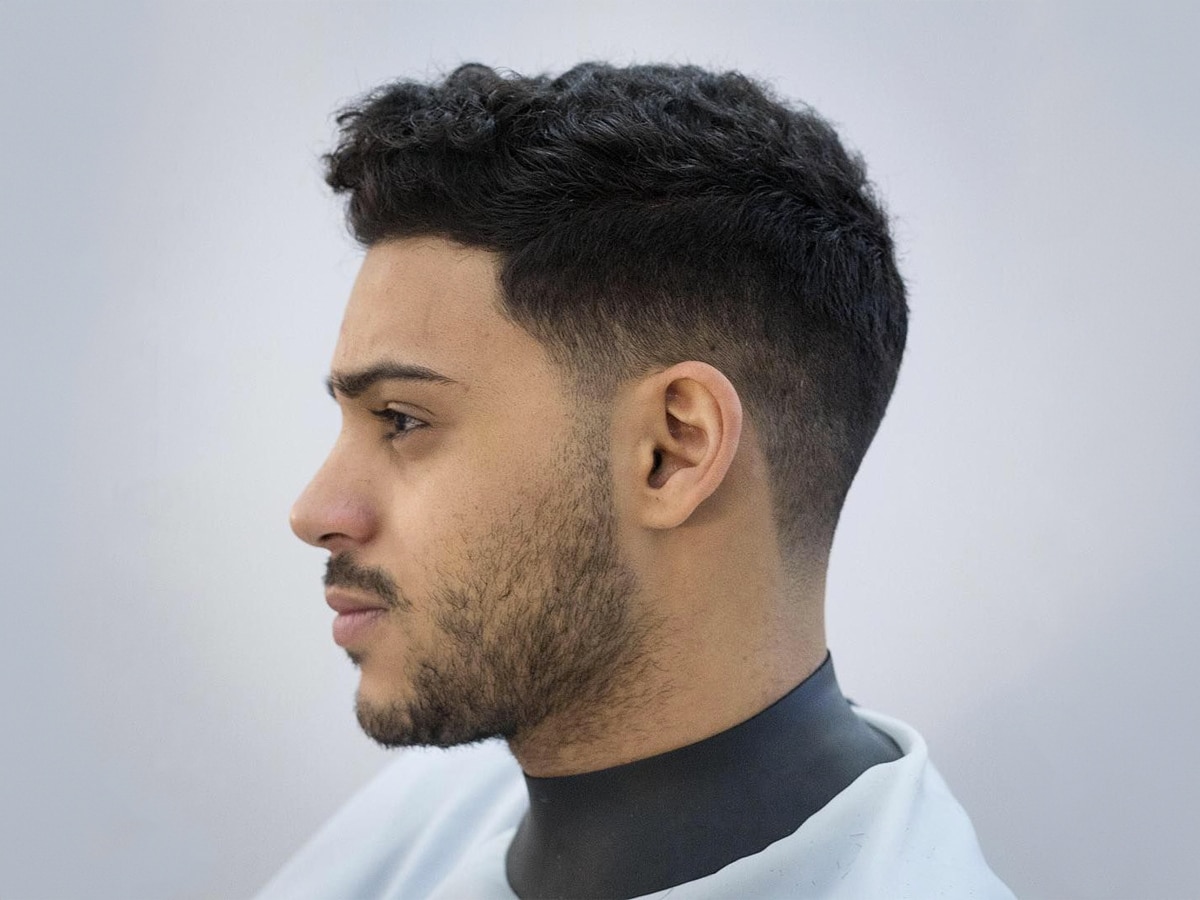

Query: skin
(290, 235), (828, 777)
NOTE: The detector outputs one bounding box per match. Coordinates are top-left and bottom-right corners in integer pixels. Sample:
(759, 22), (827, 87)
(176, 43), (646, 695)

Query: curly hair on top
(324, 62), (908, 562)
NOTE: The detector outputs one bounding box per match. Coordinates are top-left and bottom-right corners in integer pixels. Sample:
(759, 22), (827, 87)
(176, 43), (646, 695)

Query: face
(290, 237), (650, 748)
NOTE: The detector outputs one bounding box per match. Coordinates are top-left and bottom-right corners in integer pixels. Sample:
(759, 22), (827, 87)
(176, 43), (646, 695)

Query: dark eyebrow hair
(325, 361), (461, 400)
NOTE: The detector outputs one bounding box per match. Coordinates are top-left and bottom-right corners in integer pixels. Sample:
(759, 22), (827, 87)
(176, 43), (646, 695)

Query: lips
(325, 588), (388, 614)
(325, 589), (389, 647)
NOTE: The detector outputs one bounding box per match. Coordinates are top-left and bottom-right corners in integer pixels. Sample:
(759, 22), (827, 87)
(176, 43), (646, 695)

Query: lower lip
(332, 609), (387, 647)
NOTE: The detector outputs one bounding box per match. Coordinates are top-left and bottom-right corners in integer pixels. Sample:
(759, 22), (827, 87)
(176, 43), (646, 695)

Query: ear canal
(648, 449), (667, 489)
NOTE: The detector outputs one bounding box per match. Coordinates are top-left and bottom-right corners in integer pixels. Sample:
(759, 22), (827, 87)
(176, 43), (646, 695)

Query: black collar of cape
(504, 653), (902, 900)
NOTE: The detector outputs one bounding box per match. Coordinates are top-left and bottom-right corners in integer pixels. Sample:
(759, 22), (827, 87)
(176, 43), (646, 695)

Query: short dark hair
(323, 62), (907, 562)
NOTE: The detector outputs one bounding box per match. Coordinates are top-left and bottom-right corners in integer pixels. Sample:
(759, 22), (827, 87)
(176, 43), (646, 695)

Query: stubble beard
(353, 432), (658, 751)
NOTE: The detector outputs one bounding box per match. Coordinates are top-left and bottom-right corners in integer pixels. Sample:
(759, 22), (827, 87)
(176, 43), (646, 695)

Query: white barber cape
(258, 708), (1014, 899)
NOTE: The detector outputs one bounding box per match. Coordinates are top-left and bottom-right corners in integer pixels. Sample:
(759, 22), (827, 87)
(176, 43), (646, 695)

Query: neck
(507, 565), (827, 777)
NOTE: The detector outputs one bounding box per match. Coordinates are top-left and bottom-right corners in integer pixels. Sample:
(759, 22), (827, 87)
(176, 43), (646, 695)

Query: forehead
(334, 237), (551, 397)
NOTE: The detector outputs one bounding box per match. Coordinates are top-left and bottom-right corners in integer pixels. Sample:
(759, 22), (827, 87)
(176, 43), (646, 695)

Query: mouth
(325, 589), (389, 648)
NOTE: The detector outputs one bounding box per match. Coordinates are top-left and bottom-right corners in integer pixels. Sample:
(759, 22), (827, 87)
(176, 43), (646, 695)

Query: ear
(628, 361), (743, 530)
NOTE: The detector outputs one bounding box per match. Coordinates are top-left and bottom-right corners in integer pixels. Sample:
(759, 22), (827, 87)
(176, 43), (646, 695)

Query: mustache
(324, 554), (403, 610)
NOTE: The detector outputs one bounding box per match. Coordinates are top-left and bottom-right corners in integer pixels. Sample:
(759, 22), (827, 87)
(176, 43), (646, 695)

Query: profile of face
(289, 237), (652, 749)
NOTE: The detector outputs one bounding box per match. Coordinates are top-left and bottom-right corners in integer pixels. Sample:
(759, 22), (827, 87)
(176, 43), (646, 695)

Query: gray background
(2, 2), (1197, 898)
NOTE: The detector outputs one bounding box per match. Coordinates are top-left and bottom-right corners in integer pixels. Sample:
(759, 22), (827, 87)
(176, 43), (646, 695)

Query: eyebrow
(325, 361), (461, 400)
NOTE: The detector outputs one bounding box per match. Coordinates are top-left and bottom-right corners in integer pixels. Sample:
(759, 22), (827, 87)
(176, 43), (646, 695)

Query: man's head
(290, 63), (907, 757)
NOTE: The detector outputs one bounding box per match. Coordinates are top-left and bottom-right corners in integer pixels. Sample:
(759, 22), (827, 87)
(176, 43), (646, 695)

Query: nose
(289, 448), (378, 551)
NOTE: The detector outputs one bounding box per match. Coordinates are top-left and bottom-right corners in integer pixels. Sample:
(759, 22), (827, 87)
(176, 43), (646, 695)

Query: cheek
(377, 402), (570, 578)
(381, 461), (517, 580)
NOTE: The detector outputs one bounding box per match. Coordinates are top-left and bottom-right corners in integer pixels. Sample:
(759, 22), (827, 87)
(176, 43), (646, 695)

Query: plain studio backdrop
(1, 2), (1197, 898)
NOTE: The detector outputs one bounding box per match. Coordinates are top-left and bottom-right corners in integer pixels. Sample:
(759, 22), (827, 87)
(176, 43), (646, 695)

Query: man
(262, 63), (1013, 899)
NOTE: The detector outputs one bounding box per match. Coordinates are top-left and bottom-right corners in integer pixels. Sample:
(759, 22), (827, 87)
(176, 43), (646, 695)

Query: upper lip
(325, 588), (389, 615)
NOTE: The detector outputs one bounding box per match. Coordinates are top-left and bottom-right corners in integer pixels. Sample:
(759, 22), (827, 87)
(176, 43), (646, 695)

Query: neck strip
(505, 653), (902, 899)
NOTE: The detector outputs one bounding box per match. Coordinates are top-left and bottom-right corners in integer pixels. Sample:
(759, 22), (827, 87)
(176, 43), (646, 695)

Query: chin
(354, 685), (416, 747)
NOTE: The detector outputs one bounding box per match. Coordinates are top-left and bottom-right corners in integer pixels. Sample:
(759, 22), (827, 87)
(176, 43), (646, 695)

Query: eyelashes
(370, 408), (427, 440)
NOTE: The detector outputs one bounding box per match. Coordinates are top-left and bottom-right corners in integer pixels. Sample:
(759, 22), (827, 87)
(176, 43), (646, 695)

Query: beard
(340, 426), (656, 750)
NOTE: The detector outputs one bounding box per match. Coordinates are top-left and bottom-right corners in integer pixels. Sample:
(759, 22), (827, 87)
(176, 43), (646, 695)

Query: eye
(370, 408), (427, 441)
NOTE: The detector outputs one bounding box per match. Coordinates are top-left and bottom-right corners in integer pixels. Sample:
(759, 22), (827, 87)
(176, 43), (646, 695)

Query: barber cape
(258, 706), (1012, 899)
